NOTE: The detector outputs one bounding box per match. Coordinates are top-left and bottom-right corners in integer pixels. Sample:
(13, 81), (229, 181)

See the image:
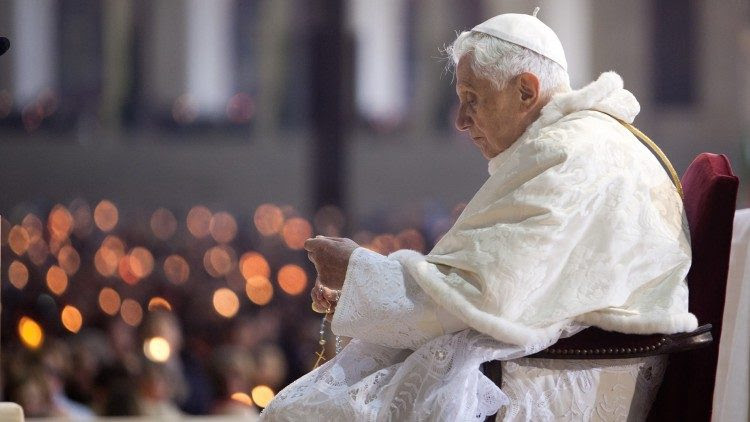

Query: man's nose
(455, 105), (471, 131)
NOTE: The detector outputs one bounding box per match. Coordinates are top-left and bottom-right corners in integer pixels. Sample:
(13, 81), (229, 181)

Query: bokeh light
(239, 252), (271, 280)
(48, 204), (74, 241)
(118, 256), (139, 285)
(396, 228), (425, 253)
(213, 288), (240, 318)
(187, 205), (212, 239)
(46, 265), (68, 296)
(95, 235), (126, 277)
(18, 317), (44, 350)
(251, 385), (275, 408)
(253, 204), (284, 236)
(163, 255), (190, 284)
(61, 305), (83, 333)
(246, 276), (274, 306)
(69, 198), (94, 238)
(8, 260), (29, 289)
(203, 245), (236, 278)
(128, 247), (154, 279)
(22, 214), (44, 243)
(281, 217), (312, 250)
(210, 211), (238, 243)
(98, 288), (121, 316)
(150, 208), (178, 241)
(120, 299), (143, 326)
(27, 238), (50, 266)
(370, 234), (399, 255)
(8, 225), (30, 255)
(143, 337), (171, 362)
(277, 264), (308, 295)
(94, 200), (119, 232)
(230, 392), (254, 407)
(57, 245), (81, 275)
(226, 92), (255, 124)
(148, 297), (173, 312)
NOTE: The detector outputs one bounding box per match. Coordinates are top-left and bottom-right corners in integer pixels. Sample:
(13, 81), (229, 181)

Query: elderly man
(263, 11), (694, 421)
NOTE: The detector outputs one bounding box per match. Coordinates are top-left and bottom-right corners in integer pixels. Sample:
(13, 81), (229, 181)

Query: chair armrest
(0, 402), (24, 422)
(527, 324), (713, 359)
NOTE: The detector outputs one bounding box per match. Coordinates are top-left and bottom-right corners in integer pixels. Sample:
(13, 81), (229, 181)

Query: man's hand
(311, 278), (340, 319)
(304, 236), (359, 291)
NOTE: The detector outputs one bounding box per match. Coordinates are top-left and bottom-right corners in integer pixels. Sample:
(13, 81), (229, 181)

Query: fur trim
(489, 72), (640, 175)
(527, 71), (640, 138)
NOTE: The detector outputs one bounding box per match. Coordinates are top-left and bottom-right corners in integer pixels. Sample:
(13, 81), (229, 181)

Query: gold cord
(604, 114), (684, 198)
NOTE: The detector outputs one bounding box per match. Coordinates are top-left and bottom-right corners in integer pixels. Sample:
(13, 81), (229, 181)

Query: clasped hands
(306, 236), (359, 316)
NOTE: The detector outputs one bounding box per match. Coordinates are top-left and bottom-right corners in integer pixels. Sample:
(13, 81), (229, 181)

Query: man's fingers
(321, 287), (339, 302)
(303, 238), (320, 252)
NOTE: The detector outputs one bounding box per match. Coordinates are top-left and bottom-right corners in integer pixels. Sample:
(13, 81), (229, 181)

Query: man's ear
(517, 72), (540, 108)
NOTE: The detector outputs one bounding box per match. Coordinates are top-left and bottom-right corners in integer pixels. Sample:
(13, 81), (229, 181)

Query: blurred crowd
(1, 198), (457, 418)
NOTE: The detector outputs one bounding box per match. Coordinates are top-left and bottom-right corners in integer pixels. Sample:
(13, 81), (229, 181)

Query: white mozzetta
(419, 71), (696, 346)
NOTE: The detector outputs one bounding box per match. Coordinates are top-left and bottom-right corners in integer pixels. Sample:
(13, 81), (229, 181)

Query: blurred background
(1, 0), (749, 419)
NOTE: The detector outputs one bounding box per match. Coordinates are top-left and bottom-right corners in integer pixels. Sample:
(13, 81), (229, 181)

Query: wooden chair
(482, 153), (739, 421)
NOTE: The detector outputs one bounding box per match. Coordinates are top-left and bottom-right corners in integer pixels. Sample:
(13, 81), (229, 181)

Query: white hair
(446, 31), (571, 99)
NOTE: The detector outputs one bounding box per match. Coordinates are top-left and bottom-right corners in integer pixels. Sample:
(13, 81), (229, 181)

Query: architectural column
(253, 0), (292, 140)
(101, 0), (133, 133)
(410, 0), (454, 137)
(185, 0), (234, 119)
(145, 0), (234, 121)
(348, 0), (407, 125)
(12, 0), (57, 107)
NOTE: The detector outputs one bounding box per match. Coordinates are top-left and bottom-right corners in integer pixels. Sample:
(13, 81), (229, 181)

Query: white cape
(407, 71), (696, 346)
(261, 72), (696, 421)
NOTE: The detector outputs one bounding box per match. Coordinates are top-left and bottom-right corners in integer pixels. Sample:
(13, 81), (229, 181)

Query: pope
(264, 9), (694, 421)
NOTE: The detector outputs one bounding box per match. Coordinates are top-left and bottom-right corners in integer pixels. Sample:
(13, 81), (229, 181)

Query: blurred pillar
(253, 0), (292, 140)
(410, 0), (453, 137)
(11, 0), (57, 107)
(481, 0), (593, 88)
(310, 0), (347, 210)
(349, 0), (407, 126)
(185, 0), (234, 119)
(101, 0), (133, 133)
(146, 0), (187, 113)
(145, 0), (233, 121)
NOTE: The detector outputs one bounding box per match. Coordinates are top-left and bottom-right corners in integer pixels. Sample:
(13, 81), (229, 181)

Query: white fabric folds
(409, 72), (696, 346)
(261, 72), (698, 421)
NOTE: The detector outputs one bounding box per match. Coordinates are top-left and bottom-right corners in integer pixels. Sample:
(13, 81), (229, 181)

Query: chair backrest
(648, 153), (739, 421)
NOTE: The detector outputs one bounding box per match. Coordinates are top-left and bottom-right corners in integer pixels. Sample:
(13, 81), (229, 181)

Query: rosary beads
(312, 307), (343, 369)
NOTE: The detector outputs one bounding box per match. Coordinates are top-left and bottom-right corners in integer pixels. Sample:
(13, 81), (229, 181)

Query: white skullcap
(471, 8), (568, 71)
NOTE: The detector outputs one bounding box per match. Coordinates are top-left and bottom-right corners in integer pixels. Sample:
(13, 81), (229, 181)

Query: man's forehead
(455, 57), (477, 88)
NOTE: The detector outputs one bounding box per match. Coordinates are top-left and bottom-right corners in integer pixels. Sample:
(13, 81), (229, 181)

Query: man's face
(454, 56), (528, 160)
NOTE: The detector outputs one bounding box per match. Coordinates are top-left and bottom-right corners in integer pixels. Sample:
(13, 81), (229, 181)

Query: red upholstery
(648, 154), (738, 421)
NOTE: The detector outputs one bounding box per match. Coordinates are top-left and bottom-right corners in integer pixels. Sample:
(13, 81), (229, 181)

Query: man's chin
(480, 148), (497, 160)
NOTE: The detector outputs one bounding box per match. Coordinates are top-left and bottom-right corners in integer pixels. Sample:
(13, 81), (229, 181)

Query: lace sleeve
(331, 247), (465, 350)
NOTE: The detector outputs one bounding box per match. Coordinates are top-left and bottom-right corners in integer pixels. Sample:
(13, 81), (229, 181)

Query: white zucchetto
(471, 9), (568, 71)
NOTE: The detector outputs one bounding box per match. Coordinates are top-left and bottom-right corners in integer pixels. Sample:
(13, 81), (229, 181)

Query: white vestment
(261, 72), (695, 421)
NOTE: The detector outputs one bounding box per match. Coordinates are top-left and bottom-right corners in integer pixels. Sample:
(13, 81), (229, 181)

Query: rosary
(312, 291), (343, 369)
